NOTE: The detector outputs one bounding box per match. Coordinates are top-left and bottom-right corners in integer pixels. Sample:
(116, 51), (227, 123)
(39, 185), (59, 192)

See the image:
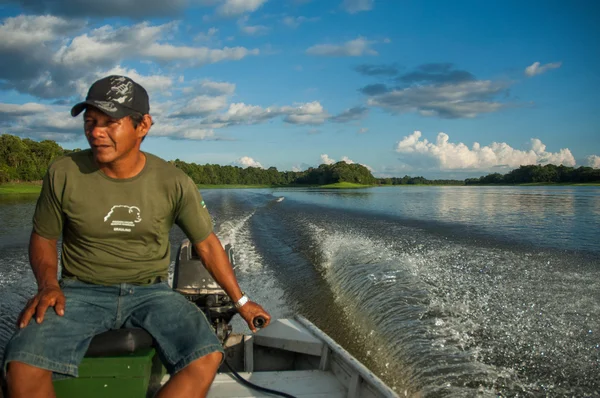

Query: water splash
(367, 270), (401, 285)
(298, 214), (600, 397)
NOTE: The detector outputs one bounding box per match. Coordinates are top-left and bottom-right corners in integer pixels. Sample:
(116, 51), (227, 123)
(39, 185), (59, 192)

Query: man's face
(83, 107), (141, 165)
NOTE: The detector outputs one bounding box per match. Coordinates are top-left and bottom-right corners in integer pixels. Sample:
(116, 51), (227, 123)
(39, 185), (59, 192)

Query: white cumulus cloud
(235, 156), (264, 168)
(395, 131), (576, 170)
(525, 61), (562, 77)
(587, 155), (600, 168)
(320, 154), (335, 165)
(319, 154), (372, 170)
(281, 101), (329, 125)
(342, 156), (373, 171)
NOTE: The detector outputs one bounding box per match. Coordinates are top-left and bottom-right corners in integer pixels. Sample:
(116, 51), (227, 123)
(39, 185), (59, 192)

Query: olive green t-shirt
(33, 150), (213, 285)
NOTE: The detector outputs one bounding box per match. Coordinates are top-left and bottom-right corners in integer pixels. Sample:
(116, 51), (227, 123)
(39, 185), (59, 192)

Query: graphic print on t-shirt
(103, 205), (142, 232)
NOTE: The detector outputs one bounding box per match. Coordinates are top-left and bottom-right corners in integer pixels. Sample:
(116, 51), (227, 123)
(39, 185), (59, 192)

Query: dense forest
(465, 164), (600, 184)
(1, 134), (598, 186)
(0, 134), (78, 183)
(164, 158), (378, 186)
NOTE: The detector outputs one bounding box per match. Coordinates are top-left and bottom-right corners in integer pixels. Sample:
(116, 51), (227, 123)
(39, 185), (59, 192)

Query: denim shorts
(2, 278), (224, 379)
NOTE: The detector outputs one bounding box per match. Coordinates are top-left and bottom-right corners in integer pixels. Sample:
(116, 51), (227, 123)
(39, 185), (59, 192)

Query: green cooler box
(53, 329), (164, 398)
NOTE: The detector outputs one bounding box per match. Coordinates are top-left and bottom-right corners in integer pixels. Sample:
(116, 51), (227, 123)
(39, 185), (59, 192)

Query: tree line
(1, 134), (598, 186)
(465, 164), (600, 185)
(0, 134), (78, 183)
(171, 158), (378, 186)
(0, 134), (377, 186)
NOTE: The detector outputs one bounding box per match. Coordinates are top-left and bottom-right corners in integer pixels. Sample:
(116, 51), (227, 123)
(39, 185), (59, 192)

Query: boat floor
(161, 370), (346, 397)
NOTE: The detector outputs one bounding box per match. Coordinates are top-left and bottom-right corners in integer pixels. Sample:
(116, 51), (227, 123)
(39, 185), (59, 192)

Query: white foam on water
(215, 211), (264, 273)
(0, 250), (39, 360)
(213, 211), (292, 332)
(304, 222), (434, 394)
(301, 219), (600, 396)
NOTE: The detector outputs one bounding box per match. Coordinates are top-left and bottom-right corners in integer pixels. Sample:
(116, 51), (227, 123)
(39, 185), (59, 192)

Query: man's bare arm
(194, 232), (243, 302)
(194, 232), (271, 332)
(17, 230), (65, 328)
(29, 231), (60, 290)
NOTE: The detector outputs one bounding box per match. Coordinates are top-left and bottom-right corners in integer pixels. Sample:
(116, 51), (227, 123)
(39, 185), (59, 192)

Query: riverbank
(2, 181), (598, 195)
(463, 182), (600, 187)
(319, 182), (374, 188)
(0, 182), (42, 195)
(197, 184), (272, 189)
(520, 182), (600, 186)
(0, 182), (372, 195)
(198, 182), (376, 189)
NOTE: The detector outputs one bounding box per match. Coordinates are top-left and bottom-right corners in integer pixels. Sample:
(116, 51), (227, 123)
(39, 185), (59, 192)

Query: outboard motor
(173, 239), (238, 343)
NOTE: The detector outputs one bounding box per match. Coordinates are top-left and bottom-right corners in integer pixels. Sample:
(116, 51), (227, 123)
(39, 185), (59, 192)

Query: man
(2, 75), (271, 398)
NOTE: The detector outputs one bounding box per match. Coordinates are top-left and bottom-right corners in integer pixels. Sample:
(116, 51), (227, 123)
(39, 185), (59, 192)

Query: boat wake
(294, 215), (600, 397)
(240, 194), (600, 397)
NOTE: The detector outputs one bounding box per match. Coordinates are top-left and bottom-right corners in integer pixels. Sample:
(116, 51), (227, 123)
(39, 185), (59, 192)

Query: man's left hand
(238, 302), (271, 333)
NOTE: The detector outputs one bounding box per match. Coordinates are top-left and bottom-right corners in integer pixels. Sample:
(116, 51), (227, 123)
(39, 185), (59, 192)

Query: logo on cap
(107, 76), (135, 105)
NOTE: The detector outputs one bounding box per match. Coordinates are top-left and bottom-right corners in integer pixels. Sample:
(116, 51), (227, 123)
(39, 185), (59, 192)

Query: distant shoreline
(0, 182), (43, 195)
(1, 181), (599, 196)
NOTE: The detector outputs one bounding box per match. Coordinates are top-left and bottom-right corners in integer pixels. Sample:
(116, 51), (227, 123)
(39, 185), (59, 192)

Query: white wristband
(235, 293), (249, 309)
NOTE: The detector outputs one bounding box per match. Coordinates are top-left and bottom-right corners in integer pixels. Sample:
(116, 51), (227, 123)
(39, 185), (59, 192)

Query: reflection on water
(0, 195), (38, 248)
(276, 186), (600, 252)
(431, 187), (595, 251)
(435, 186), (579, 222)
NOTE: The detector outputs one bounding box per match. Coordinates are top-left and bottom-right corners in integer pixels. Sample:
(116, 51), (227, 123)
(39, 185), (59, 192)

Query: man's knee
(6, 361), (54, 396)
(6, 361), (52, 380)
(181, 351), (223, 377)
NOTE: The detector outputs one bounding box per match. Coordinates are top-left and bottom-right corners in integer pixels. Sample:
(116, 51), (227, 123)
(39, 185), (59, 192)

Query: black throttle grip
(253, 316), (266, 329)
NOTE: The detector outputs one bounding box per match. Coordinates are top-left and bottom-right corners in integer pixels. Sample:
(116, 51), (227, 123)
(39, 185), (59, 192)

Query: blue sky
(0, 0), (599, 178)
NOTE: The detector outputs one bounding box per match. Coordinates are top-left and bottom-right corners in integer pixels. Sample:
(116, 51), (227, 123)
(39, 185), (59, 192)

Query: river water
(1, 186), (599, 397)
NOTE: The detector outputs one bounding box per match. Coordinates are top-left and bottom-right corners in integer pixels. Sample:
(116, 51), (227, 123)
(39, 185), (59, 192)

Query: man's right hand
(17, 285), (66, 329)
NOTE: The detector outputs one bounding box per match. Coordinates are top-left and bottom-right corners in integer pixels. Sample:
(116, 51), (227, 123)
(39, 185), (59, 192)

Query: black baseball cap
(71, 75), (150, 119)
